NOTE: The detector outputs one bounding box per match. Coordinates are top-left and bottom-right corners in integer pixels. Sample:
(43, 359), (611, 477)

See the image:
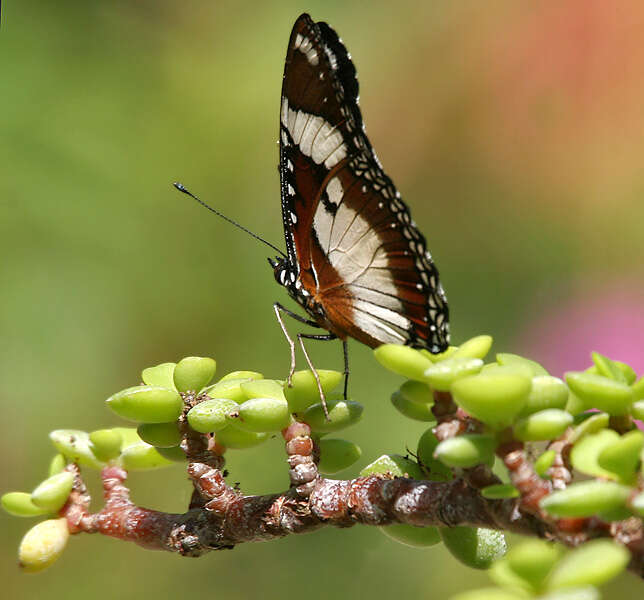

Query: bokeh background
(2, 1), (643, 597)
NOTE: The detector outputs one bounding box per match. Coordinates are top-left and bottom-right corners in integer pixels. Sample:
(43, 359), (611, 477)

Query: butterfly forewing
(278, 14), (449, 352)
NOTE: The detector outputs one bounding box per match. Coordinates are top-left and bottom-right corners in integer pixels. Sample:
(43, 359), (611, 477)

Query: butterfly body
(273, 14), (450, 354)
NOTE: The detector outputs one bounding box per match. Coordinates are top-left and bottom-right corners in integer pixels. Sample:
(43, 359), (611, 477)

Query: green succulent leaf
(513, 409), (573, 442)
(540, 480), (631, 518)
(234, 397), (292, 432)
(88, 429), (123, 462)
(546, 540), (629, 590)
(520, 376), (569, 417)
(49, 430), (104, 469)
(202, 379), (249, 403)
(302, 399), (363, 433)
(496, 353), (548, 376)
(570, 429), (620, 480)
(451, 335), (493, 360)
(141, 362), (176, 389)
(434, 434), (496, 469)
(119, 442), (175, 470)
(218, 370), (263, 382)
(596, 429), (644, 484)
(2, 492), (49, 517)
(450, 588), (525, 600)
(535, 450), (556, 478)
(480, 484), (519, 499)
(136, 422), (182, 448)
(565, 372), (633, 416)
(570, 412), (609, 442)
(30, 472), (74, 512)
(214, 425), (268, 449)
(18, 518), (69, 573)
(416, 428), (453, 481)
(317, 438), (362, 474)
(106, 386), (183, 423)
(379, 524), (441, 548)
(173, 356), (216, 392)
(187, 397), (239, 433)
(374, 344), (433, 381)
(591, 352), (628, 384)
(440, 526), (507, 570)
(48, 455), (66, 477)
(451, 374), (531, 429)
(359, 454), (424, 479)
(390, 389), (435, 421)
(283, 370), (343, 413)
(424, 357), (484, 391)
(240, 379), (286, 401)
(505, 539), (562, 590)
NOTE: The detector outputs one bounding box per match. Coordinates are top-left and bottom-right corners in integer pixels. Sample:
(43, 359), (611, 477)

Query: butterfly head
(268, 256), (297, 289)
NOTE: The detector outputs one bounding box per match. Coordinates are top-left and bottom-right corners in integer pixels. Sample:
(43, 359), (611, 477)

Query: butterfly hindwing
(278, 13), (449, 352)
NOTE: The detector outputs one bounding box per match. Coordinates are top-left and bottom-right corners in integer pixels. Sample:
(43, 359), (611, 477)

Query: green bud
(111, 427), (142, 447)
(219, 371), (264, 382)
(379, 524), (441, 547)
(631, 400), (644, 419)
(233, 397), (291, 432)
(535, 450), (556, 478)
(136, 422), (182, 448)
(440, 526), (507, 569)
(49, 430), (104, 469)
(424, 358), (484, 391)
(31, 472), (74, 512)
(451, 335), (493, 360)
(540, 480), (630, 518)
(317, 438), (362, 474)
(18, 518), (69, 573)
(302, 399), (363, 433)
(2, 492), (48, 517)
(481, 484), (519, 499)
(451, 374), (531, 429)
(597, 429), (644, 484)
(373, 344), (433, 381)
(546, 540), (630, 590)
(570, 429), (620, 480)
(89, 429), (123, 462)
(173, 356), (216, 392)
(141, 362), (176, 389)
(570, 412), (609, 442)
(106, 386), (183, 423)
(360, 454), (424, 479)
(283, 370), (343, 413)
(513, 409), (573, 442)
(214, 425), (268, 449)
(416, 428), (453, 481)
(565, 372), (633, 416)
(390, 389), (435, 421)
(591, 352), (628, 384)
(496, 353), (548, 376)
(187, 397), (239, 433)
(203, 379), (248, 403)
(120, 442), (175, 470)
(241, 379), (286, 401)
(156, 446), (186, 462)
(520, 376), (569, 416)
(434, 434), (496, 468)
(48, 455), (66, 477)
(506, 539), (561, 590)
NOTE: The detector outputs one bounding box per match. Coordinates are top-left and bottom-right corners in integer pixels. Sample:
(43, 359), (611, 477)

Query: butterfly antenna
(173, 182), (287, 258)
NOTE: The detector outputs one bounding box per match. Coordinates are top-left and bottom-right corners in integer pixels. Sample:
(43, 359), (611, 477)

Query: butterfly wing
(279, 14), (449, 352)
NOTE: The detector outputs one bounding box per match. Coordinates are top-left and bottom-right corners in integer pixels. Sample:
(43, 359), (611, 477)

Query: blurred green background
(2, 1), (643, 597)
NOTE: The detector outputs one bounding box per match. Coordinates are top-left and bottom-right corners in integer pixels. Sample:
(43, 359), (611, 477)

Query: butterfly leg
(273, 302), (321, 386)
(297, 332), (338, 419)
(342, 340), (349, 400)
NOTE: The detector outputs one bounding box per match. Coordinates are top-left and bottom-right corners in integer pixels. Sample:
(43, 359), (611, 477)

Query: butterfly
(269, 13), (450, 398)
